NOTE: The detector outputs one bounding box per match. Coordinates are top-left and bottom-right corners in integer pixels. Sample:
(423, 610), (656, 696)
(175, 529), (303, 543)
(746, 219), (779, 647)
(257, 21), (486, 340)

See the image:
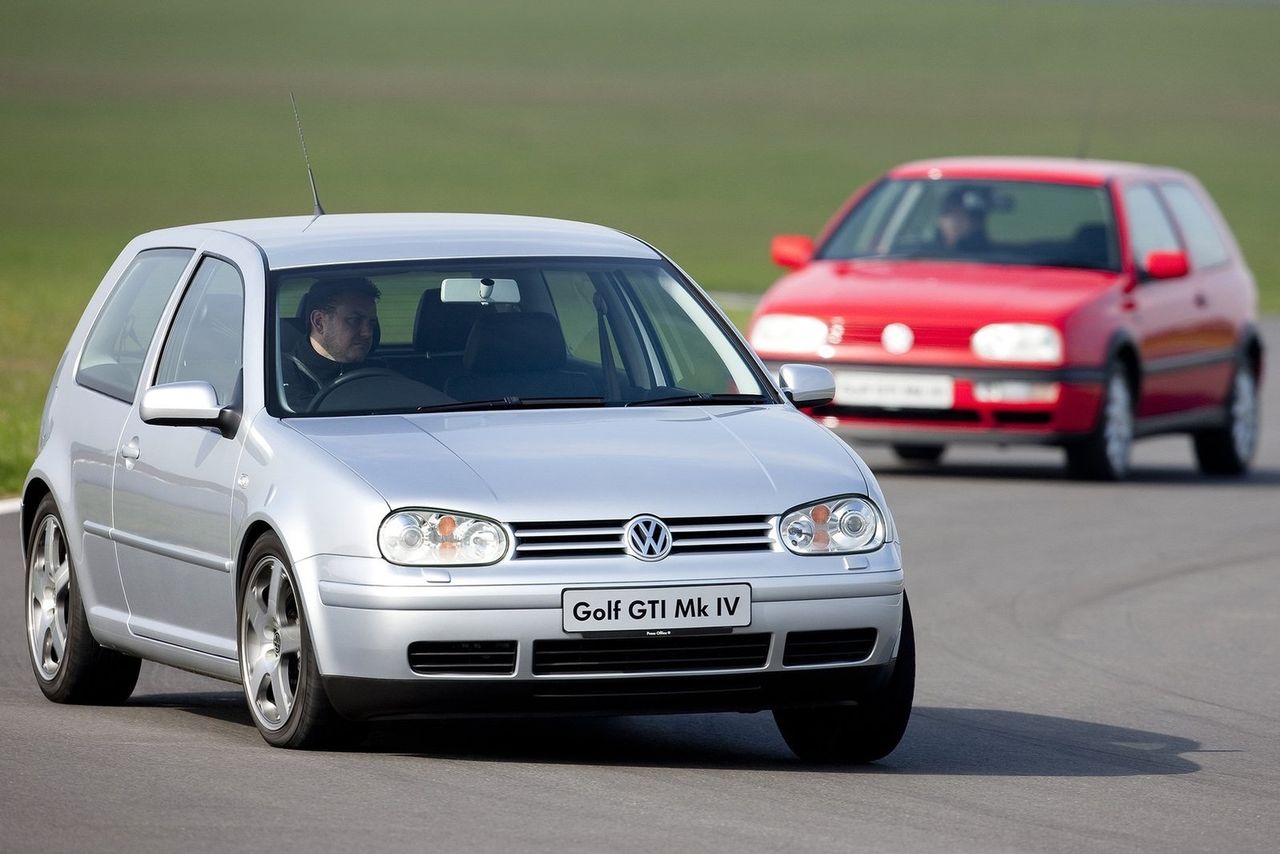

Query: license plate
(562, 584), (752, 634)
(835, 371), (955, 409)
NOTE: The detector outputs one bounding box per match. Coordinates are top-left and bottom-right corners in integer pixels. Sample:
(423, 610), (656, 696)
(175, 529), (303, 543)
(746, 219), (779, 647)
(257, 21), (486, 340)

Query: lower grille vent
(408, 640), (517, 675)
(783, 629), (877, 666)
(533, 633), (770, 675)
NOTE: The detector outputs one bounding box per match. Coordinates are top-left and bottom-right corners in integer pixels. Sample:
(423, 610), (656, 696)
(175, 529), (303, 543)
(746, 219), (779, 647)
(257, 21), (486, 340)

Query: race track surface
(3, 321), (1277, 853)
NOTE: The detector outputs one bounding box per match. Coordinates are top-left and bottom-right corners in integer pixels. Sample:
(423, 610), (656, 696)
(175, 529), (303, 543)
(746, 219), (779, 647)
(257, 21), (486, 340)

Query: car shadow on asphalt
(130, 692), (1202, 776)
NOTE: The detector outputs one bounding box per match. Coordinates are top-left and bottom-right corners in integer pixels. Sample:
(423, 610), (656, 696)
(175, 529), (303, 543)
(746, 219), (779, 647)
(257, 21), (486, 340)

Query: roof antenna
(290, 92), (325, 216)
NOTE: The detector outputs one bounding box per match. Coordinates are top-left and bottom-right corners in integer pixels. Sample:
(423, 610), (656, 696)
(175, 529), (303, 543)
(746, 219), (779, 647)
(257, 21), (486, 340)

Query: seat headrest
(463, 312), (567, 373)
(414, 289), (485, 354)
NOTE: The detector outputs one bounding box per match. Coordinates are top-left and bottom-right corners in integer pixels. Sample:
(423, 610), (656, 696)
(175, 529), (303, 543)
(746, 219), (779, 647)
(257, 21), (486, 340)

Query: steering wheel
(308, 367), (404, 412)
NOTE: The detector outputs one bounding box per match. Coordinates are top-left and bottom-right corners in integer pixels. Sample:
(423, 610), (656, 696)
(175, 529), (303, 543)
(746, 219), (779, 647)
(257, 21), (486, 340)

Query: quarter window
(155, 257), (245, 406)
(1160, 183), (1230, 269)
(1123, 184), (1182, 275)
(76, 248), (194, 402)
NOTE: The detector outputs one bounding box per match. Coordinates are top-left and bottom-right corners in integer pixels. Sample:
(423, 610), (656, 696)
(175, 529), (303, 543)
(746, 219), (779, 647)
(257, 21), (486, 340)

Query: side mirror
(1144, 250), (1189, 280)
(771, 235), (815, 270)
(778, 364), (835, 407)
(140, 381), (239, 438)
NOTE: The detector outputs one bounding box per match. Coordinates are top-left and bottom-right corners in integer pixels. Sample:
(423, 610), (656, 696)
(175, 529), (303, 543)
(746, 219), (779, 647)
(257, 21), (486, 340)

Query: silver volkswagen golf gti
(22, 213), (913, 761)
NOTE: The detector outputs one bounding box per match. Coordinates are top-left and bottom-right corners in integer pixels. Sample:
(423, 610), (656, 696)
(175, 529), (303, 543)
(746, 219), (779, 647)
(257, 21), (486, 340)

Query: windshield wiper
(626, 393), (771, 407)
(417, 396), (607, 413)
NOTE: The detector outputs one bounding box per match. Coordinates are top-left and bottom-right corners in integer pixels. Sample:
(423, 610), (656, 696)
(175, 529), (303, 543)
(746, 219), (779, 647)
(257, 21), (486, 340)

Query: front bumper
(766, 360), (1105, 444)
(292, 548), (905, 720)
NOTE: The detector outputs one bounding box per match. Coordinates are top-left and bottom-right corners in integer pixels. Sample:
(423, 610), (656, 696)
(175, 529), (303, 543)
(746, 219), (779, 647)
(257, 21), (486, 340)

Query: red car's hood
(757, 260), (1122, 325)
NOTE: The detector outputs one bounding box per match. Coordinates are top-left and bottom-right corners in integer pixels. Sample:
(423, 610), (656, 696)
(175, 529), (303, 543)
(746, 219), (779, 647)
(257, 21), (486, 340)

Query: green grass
(3, 0), (1278, 492)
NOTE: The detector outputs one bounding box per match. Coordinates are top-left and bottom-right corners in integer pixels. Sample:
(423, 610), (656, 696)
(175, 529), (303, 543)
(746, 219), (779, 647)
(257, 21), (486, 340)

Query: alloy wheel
(1230, 367), (1258, 463)
(27, 516), (71, 681)
(1103, 373), (1133, 476)
(240, 556), (303, 731)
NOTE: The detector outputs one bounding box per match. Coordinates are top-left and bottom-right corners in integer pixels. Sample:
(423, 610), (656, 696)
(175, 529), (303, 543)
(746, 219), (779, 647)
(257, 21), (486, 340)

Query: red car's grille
(835, 322), (974, 349)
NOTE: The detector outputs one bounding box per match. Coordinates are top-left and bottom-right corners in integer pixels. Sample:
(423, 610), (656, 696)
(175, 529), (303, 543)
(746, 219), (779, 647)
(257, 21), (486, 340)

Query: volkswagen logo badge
(624, 515), (673, 561)
(881, 323), (914, 355)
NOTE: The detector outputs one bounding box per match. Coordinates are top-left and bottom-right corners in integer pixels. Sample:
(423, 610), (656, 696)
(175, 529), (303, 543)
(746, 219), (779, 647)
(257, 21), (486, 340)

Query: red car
(750, 157), (1263, 479)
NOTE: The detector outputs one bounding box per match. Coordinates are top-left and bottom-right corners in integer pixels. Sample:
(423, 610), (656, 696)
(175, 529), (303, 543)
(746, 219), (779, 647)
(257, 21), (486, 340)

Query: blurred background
(2, 0), (1277, 492)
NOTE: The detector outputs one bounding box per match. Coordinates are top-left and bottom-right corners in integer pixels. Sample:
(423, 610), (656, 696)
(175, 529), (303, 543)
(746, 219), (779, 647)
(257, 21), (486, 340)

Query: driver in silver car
(282, 277), (381, 410)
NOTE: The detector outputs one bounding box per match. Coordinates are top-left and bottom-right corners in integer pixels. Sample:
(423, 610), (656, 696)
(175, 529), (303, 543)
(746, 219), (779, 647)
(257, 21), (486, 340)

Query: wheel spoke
(266, 560), (283, 619)
(52, 561), (70, 598)
(42, 517), (58, 572)
(271, 658), (295, 718)
(277, 624), (302, 656)
(33, 607), (53, 652)
(49, 618), (67, 662)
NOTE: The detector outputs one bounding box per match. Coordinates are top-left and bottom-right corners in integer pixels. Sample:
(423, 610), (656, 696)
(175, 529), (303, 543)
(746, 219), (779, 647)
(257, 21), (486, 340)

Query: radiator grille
(783, 629), (877, 666)
(533, 633), (771, 675)
(511, 515), (775, 559)
(407, 641), (517, 675)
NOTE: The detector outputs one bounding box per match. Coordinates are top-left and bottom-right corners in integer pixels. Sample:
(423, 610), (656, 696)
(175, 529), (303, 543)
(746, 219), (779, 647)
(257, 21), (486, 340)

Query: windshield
(820, 179), (1120, 271)
(269, 257), (774, 416)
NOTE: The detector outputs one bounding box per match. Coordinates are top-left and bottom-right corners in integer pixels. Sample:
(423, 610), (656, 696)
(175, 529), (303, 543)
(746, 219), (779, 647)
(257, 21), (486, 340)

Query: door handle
(121, 438), (140, 460)
(1194, 292), (1208, 309)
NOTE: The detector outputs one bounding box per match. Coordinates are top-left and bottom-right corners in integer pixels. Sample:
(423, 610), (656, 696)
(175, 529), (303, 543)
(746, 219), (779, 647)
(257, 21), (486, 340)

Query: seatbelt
(593, 292), (621, 400)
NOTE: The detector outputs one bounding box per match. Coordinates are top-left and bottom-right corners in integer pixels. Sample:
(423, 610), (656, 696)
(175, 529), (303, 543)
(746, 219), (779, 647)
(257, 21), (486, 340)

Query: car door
(1122, 181), (1218, 418)
(112, 244), (252, 659)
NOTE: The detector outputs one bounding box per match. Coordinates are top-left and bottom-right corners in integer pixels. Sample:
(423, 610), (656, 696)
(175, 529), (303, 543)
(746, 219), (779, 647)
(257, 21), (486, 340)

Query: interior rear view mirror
(440, 277), (521, 304)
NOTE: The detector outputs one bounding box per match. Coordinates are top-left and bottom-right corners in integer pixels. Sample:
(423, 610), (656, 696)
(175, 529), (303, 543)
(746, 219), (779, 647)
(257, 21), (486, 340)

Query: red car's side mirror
(772, 235), (815, 270)
(1144, 250), (1190, 280)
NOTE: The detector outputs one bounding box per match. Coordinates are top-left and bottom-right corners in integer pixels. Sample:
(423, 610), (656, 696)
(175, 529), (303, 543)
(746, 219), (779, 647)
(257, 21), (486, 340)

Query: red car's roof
(888, 156), (1188, 186)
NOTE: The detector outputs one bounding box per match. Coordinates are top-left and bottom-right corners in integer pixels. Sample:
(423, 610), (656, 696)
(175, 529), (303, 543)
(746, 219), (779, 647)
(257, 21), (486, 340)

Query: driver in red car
(934, 186), (992, 254)
(282, 277), (381, 410)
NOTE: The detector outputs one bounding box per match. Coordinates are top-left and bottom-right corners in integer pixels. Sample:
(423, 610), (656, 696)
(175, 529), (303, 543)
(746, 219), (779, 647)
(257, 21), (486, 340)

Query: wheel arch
(1104, 330), (1142, 398)
(235, 519), (281, 597)
(20, 478), (54, 557)
(1240, 323), (1264, 382)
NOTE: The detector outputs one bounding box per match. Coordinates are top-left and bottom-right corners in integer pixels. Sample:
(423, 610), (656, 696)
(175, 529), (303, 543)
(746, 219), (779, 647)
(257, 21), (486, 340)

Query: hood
(288, 406), (868, 522)
(759, 259), (1122, 325)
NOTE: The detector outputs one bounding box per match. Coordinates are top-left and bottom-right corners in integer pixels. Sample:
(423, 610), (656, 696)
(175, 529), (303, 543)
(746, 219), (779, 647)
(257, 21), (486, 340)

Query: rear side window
(1160, 183), (1230, 269)
(76, 248), (194, 402)
(155, 256), (245, 406)
(1123, 184), (1181, 275)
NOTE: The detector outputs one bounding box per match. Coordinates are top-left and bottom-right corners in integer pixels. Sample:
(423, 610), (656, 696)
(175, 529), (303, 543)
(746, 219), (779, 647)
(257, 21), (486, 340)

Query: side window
(77, 248), (195, 402)
(1160, 183), (1230, 269)
(1123, 184), (1181, 274)
(155, 257), (245, 406)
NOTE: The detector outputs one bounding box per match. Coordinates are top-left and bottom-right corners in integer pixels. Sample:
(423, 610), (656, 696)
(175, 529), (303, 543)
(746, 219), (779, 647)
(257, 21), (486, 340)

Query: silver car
(22, 213), (912, 761)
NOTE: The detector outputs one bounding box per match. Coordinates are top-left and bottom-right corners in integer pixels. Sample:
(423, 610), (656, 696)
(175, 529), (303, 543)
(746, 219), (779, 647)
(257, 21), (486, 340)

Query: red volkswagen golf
(751, 157), (1263, 479)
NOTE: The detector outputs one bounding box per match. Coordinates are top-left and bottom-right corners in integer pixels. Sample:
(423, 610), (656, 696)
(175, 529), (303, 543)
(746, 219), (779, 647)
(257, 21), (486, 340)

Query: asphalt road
(3, 323), (1278, 853)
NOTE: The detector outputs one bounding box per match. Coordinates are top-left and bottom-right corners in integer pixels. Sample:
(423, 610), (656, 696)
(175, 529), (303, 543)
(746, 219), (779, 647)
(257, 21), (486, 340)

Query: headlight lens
(780, 496), (885, 555)
(750, 314), (829, 354)
(378, 510), (508, 565)
(971, 323), (1062, 364)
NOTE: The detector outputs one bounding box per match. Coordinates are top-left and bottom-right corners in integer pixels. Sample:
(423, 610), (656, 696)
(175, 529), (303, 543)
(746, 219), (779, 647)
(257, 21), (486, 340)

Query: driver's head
(937, 186), (988, 248)
(306, 277), (381, 363)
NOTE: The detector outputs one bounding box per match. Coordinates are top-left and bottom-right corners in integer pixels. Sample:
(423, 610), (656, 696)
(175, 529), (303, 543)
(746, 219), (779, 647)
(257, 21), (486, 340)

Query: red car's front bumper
(766, 361), (1107, 446)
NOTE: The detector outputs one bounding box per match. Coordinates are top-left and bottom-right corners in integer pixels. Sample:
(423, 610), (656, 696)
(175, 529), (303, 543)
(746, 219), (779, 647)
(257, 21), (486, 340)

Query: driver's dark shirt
(281, 338), (363, 411)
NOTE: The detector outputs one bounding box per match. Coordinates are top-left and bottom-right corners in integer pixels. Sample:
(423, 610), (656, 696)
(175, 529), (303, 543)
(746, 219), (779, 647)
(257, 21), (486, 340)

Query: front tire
(1066, 365), (1134, 481)
(1193, 359), (1259, 476)
(238, 532), (346, 748)
(773, 595), (915, 764)
(25, 495), (140, 704)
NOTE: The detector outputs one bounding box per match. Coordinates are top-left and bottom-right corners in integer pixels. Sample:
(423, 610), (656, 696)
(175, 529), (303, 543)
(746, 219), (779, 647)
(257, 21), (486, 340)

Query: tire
(25, 495), (141, 704)
(1065, 364), (1134, 481)
(238, 532), (348, 748)
(773, 594), (915, 764)
(892, 444), (946, 465)
(1193, 359), (1259, 476)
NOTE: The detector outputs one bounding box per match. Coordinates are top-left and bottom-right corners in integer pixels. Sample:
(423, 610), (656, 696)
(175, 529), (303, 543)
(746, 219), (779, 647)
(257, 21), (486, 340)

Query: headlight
(971, 323), (1062, 364)
(780, 496), (885, 555)
(750, 314), (829, 354)
(379, 510), (508, 566)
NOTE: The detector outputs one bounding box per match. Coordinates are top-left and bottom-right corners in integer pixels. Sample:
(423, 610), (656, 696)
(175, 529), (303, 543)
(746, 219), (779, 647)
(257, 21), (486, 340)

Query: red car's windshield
(819, 179), (1121, 272)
